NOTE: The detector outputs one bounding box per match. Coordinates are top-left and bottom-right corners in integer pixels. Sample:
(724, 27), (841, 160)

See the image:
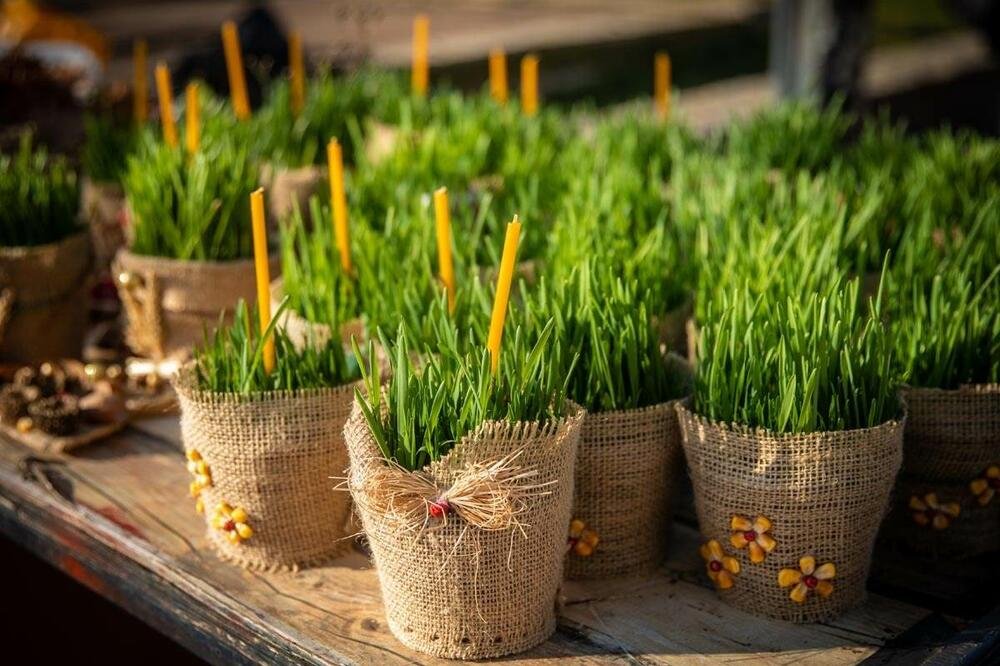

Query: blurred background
(0, 1), (997, 663)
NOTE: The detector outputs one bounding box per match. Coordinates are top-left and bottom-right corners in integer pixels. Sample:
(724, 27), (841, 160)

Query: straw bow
(358, 450), (554, 532)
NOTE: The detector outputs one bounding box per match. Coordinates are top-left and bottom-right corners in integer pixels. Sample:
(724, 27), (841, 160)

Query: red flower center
(429, 498), (450, 519)
(803, 575), (818, 589)
(743, 530), (757, 542)
(708, 560), (722, 572)
(223, 519), (236, 532)
(989, 477), (1000, 490)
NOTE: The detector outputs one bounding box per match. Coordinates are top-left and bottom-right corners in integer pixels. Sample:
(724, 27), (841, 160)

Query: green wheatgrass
(0, 134), (80, 247)
(81, 115), (140, 185)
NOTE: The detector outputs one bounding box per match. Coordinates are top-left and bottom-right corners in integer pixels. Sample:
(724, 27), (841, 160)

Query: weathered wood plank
(0, 417), (954, 665)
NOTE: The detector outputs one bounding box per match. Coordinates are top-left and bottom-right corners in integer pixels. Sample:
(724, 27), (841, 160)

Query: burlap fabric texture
(269, 277), (365, 350)
(884, 385), (1000, 559)
(0, 231), (91, 364)
(345, 402), (584, 660)
(175, 366), (358, 570)
(81, 178), (127, 271)
(677, 401), (904, 623)
(264, 164), (324, 226)
(114, 249), (277, 360)
(566, 398), (685, 579)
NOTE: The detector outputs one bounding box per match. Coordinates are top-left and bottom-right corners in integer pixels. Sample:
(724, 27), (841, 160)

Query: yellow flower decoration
(185, 449), (213, 498)
(909, 492), (961, 529)
(567, 518), (599, 557)
(970, 465), (999, 506)
(729, 514), (777, 563)
(778, 555), (835, 603)
(211, 502), (254, 544)
(699, 539), (740, 590)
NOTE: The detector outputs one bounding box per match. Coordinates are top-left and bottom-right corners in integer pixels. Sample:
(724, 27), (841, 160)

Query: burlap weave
(566, 398), (684, 580)
(114, 250), (277, 360)
(0, 231), (91, 364)
(884, 385), (1000, 558)
(175, 366), (358, 570)
(265, 165), (324, 225)
(81, 178), (127, 271)
(345, 402), (584, 659)
(268, 277), (365, 350)
(677, 401), (904, 623)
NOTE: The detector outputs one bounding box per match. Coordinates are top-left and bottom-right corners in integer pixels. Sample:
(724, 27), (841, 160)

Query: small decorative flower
(185, 449), (213, 499)
(909, 493), (961, 529)
(699, 539), (740, 590)
(568, 519), (599, 557)
(211, 503), (253, 544)
(970, 465), (999, 506)
(778, 555), (835, 603)
(729, 514), (777, 563)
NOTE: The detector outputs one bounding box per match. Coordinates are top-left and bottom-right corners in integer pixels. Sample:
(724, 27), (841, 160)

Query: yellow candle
(221, 21), (251, 120)
(520, 54), (538, 117)
(411, 14), (429, 96)
(654, 52), (671, 121)
(433, 187), (456, 313)
(489, 48), (508, 105)
(289, 30), (306, 117)
(486, 215), (522, 373)
(250, 188), (275, 374)
(327, 139), (352, 274)
(133, 39), (148, 124)
(185, 82), (200, 154)
(154, 63), (178, 148)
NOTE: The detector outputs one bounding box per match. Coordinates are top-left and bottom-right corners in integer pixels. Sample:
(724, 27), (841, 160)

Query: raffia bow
(115, 267), (165, 359)
(0, 285), (14, 346)
(356, 450), (554, 533)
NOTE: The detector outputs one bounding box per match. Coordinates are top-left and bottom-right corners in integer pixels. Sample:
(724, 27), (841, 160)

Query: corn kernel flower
(568, 519), (599, 557)
(211, 502), (254, 544)
(909, 492), (961, 529)
(729, 514), (777, 563)
(778, 555), (835, 603)
(699, 539), (740, 590)
(186, 449), (213, 498)
(969, 465), (999, 506)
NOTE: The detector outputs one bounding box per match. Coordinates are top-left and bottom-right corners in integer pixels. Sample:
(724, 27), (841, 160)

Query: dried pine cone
(0, 386), (28, 424)
(28, 396), (80, 436)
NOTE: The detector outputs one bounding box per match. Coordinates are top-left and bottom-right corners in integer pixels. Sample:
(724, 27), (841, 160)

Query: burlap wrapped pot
(0, 231), (91, 364)
(81, 178), (127, 271)
(269, 277), (365, 350)
(345, 402), (584, 659)
(676, 401), (904, 623)
(566, 398), (685, 579)
(114, 250), (278, 360)
(264, 164), (324, 225)
(175, 366), (358, 570)
(884, 385), (1000, 559)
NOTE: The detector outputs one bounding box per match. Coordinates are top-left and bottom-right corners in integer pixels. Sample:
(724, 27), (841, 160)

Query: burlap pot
(365, 121), (400, 165)
(676, 401), (904, 623)
(265, 164), (324, 225)
(345, 403), (584, 659)
(565, 398), (684, 580)
(175, 367), (358, 571)
(0, 231), (91, 364)
(268, 277), (365, 350)
(81, 178), (127, 271)
(883, 385), (1000, 559)
(114, 250), (278, 360)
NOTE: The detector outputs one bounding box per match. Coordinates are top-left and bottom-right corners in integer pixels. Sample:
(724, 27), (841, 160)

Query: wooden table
(1, 416), (997, 665)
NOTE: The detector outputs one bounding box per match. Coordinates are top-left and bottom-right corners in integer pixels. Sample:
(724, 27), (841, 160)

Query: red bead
(708, 560), (722, 572)
(803, 575), (818, 589)
(743, 530), (757, 542)
(429, 499), (450, 518)
(223, 520), (236, 532)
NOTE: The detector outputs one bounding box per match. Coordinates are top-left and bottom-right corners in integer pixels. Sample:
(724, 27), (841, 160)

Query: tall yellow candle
(654, 52), (671, 121)
(221, 20), (251, 120)
(154, 63), (178, 148)
(289, 30), (306, 117)
(327, 139), (352, 274)
(521, 54), (539, 117)
(489, 48), (508, 105)
(185, 82), (200, 154)
(133, 39), (148, 124)
(486, 215), (522, 373)
(411, 14), (429, 96)
(433, 187), (456, 313)
(250, 188), (275, 374)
